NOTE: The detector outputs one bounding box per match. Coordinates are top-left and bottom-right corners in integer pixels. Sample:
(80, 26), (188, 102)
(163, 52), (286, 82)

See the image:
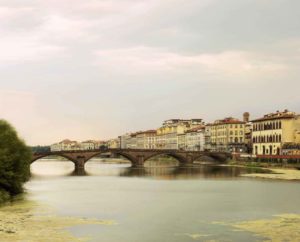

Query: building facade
(107, 138), (120, 149)
(252, 110), (300, 155)
(156, 119), (204, 149)
(136, 130), (157, 149)
(209, 117), (246, 152)
(50, 139), (80, 151)
(185, 126), (205, 151)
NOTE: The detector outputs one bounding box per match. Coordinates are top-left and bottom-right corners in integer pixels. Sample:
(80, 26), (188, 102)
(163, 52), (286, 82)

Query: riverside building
(208, 116), (247, 152)
(252, 110), (300, 155)
(136, 130), (157, 149)
(50, 139), (80, 151)
(177, 125), (205, 151)
(156, 119), (204, 149)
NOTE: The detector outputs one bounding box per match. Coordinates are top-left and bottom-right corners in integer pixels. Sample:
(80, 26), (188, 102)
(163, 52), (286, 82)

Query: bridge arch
(144, 152), (188, 164)
(31, 154), (78, 164)
(191, 154), (219, 163)
(83, 151), (138, 166)
(112, 151), (138, 166)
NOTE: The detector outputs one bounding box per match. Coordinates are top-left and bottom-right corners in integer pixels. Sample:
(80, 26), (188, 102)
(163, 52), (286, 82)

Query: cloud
(0, 34), (64, 63)
(0, 0), (299, 144)
(0, 6), (34, 19)
(94, 46), (290, 81)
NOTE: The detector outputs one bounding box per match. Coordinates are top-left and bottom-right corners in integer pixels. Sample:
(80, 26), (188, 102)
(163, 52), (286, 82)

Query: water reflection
(31, 159), (268, 180)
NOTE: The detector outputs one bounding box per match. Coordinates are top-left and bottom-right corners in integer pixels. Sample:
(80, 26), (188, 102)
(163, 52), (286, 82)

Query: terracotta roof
(252, 111), (298, 122)
(211, 117), (245, 125)
(59, 139), (77, 144)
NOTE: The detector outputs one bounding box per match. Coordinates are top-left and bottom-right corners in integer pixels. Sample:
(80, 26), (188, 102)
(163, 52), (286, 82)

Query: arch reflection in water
(30, 158), (75, 178)
(30, 157), (268, 180)
(119, 165), (251, 180)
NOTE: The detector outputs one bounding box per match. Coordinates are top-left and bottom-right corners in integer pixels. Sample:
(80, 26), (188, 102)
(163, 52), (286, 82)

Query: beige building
(156, 119), (204, 149)
(252, 110), (300, 155)
(50, 139), (80, 151)
(107, 138), (120, 149)
(80, 140), (106, 150)
(136, 130), (157, 149)
(208, 117), (246, 152)
(185, 126), (205, 151)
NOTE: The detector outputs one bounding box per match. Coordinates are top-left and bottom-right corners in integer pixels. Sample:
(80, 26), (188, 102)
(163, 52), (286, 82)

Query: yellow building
(156, 119), (204, 149)
(208, 117), (246, 152)
(252, 110), (300, 155)
(107, 138), (120, 149)
(136, 130), (157, 149)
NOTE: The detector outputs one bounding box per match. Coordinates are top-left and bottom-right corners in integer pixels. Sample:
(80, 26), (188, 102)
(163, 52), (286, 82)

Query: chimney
(243, 112), (250, 122)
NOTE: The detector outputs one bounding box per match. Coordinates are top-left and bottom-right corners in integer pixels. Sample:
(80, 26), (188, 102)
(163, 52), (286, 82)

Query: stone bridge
(31, 149), (231, 171)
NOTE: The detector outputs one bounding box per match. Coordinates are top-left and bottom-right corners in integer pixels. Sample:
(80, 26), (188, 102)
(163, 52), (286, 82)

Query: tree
(0, 120), (31, 199)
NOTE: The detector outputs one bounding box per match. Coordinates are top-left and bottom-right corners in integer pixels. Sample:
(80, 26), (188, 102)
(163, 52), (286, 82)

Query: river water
(18, 159), (300, 241)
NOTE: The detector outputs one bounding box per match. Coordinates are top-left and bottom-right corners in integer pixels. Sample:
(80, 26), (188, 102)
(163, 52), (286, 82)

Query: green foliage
(0, 120), (31, 199)
(0, 189), (10, 203)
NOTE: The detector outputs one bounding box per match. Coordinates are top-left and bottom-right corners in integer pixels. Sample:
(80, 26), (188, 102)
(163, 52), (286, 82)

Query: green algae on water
(0, 199), (116, 242)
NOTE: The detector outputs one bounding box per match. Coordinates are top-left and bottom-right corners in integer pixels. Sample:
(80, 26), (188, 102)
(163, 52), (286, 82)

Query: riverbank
(224, 161), (300, 180)
(241, 168), (300, 180)
(0, 198), (116, 242)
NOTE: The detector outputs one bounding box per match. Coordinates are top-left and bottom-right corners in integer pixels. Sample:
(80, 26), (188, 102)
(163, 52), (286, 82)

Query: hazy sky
(0, 0), (299, 145)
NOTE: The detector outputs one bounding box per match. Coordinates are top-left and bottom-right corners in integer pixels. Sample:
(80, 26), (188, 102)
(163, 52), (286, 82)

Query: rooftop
(252, 110), (299, 122)
(185, 125), (205, 133)
(210, 117), (245, 125)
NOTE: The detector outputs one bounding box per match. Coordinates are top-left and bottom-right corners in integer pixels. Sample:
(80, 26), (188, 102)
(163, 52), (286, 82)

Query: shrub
(0, 120), (31, 201)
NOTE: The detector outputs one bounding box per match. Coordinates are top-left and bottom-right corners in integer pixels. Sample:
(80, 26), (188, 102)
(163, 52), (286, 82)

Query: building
(50, 139), (80, 151)
(107, 138), (120, 149)
(80, 140), (106, 150)
(185, 126), (205, 151)
(177, 133), (186, 150)
(80, 140), (96, 150)
(156, 119), (204, 149)
(252, 110), (300, 155)
(204, 125), (212, 151)
(50, 139), (107, 151)
(209, 117), (247, 152)
(136, 130), (157, 149)
(126, 133), (137, 149)
(119, 134), (132, 149)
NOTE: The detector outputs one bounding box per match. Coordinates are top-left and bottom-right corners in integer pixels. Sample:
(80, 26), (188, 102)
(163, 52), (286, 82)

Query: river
(2, 158), (300, 241)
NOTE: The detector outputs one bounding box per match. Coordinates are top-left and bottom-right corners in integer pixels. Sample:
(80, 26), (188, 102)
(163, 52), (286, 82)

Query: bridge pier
(75, 158), (86, 171)
(131, 155), (145, 168)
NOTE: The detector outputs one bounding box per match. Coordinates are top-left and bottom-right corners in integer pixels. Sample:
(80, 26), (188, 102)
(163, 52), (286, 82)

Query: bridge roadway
(32, 148), (231, 171)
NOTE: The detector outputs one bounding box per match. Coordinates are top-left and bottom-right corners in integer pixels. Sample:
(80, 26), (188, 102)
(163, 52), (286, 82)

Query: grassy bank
(225, 160), (300, 180)
(227, 159), (300, 169)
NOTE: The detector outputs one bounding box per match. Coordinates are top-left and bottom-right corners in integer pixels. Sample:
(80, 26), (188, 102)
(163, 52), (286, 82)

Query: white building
(185, 126), (205, 151)
(80, 140), (96, 150)
(50, 139), (80, 151)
